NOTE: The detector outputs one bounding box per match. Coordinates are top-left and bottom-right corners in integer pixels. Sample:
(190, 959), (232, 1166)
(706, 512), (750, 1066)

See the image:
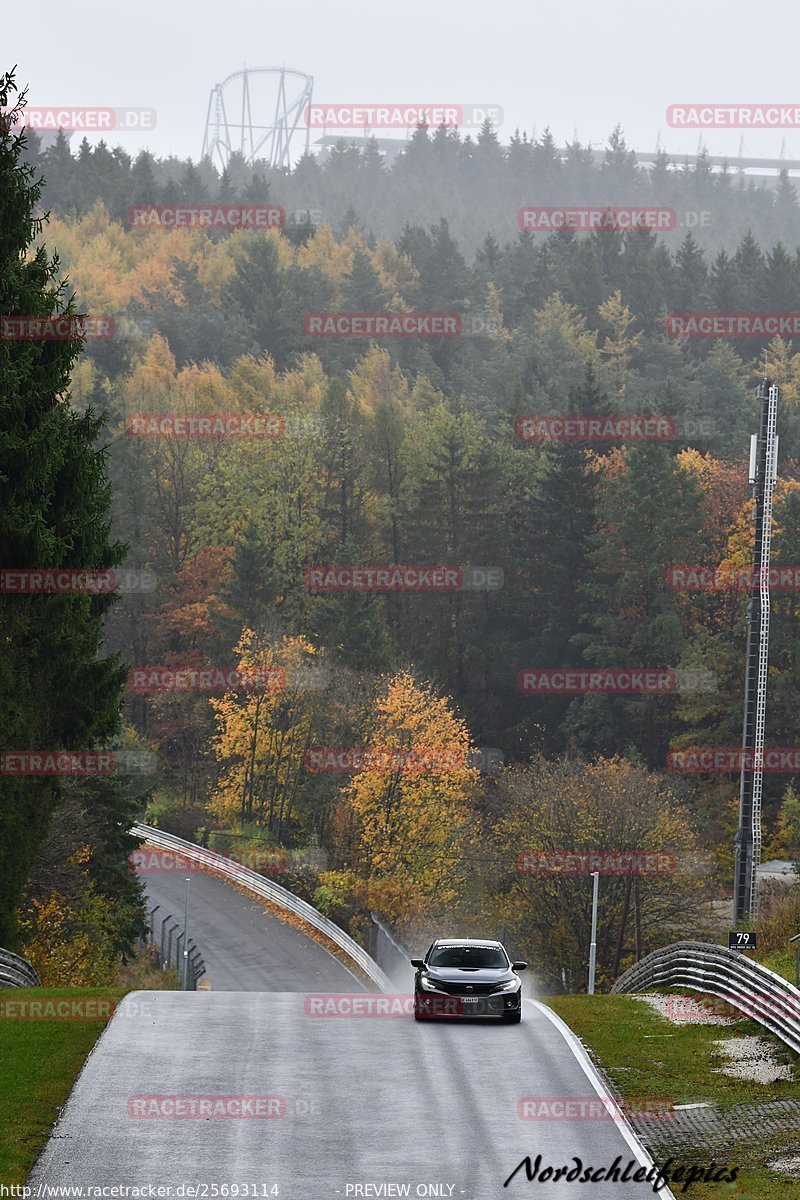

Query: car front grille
(431, 981), (499, 996)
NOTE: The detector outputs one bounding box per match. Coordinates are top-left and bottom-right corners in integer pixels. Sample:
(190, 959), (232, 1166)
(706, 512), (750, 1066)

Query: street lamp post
(182, 877), (191, 990)
(588, 871), (600, 995)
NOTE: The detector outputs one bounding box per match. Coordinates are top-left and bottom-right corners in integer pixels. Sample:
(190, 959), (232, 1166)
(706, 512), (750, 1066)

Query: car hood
(422, 967), (515, 984)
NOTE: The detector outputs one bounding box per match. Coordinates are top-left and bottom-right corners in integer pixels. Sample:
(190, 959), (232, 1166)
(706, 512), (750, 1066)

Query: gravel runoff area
(767, 1154), (800, 1173)
(624, 994), (800, 1171)
(636, 992), (737, 1026)
(635, 993), (792, 1082)
(711, 1036), (794, 1084)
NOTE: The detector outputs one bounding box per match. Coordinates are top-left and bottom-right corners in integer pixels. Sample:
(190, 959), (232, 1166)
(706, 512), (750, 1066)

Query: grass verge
(0, 987), (127, 1185)
(545, 993), (800, 1200)
(0, 951), (179, 1187)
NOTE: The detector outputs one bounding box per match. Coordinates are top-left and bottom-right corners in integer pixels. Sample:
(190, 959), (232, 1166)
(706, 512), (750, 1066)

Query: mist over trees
(6, 73), (800, 982)
(20, 121), (800, 256)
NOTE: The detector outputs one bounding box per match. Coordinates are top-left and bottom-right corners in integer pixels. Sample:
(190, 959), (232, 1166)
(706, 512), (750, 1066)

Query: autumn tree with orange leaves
(210, 629), (323, 838)
(331, 671), (479, 933)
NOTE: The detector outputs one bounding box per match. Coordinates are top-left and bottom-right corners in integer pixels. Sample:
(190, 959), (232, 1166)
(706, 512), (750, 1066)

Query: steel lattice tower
(733, 378), (779, 921)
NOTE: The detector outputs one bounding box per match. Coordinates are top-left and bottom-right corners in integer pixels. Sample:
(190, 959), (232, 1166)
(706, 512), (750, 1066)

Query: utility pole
(733, 378), (779, 921)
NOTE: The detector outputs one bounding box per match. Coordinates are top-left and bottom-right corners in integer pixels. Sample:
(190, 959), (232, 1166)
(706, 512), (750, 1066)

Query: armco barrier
(130, 823), (392, 992)
(0, 947), (41, 987)
(612, 939), (800, 1054)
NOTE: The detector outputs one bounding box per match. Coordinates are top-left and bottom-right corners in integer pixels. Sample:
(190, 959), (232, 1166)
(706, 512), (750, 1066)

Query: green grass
(0, 947), (180, 1185)
(545, 994), (800, 1199)
(0, 987), (130, 1184)
(755, 950), (797, 986)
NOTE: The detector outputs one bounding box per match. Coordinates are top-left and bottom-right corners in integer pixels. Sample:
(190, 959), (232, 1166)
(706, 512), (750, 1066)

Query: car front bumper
(414, 990), (521, 1018)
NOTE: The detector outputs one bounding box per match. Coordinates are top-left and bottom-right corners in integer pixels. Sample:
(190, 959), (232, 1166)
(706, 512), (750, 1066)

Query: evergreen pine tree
(0, 71), (129, 946)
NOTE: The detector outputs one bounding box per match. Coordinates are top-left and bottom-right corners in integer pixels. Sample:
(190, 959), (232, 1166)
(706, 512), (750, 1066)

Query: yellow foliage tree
(210, 630), (320, 837)
(342, 672), (479, 930)
(18, 841), (123, 987)
(598, 290), (642, 399)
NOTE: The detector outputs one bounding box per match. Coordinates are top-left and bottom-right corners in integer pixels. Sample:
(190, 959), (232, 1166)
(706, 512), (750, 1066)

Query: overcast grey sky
(6, 0), (800, 163)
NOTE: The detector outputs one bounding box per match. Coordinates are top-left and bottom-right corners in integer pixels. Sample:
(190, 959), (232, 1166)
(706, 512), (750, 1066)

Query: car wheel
(414, 1011), (428, 1021)
(503, 1010), (522, 1023)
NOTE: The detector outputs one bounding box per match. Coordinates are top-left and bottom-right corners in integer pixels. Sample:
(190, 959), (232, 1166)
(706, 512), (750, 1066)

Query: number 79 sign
(728, 931), (757, 951)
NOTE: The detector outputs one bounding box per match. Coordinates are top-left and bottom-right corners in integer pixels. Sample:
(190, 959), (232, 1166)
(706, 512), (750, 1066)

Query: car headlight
(494, 978), (520, 993)
(419, 974), (439, 991)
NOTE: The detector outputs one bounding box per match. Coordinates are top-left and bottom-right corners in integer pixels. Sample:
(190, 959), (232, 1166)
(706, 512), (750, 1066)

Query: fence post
(165, 919), (178, 968)
(160, 914), (173, 962)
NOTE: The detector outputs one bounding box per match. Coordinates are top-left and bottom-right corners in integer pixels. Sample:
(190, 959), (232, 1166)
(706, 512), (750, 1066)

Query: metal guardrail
(0, 947), (41, 988)
(141, 904), (206, 989)
(130, 823), (392, 992)
(612, 939), (800, 1055)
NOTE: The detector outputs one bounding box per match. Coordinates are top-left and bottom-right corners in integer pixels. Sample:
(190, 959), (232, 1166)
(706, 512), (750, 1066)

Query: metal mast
(733, 378), (779, 921)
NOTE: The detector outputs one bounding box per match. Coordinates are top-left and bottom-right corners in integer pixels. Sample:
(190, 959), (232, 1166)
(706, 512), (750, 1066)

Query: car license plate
(461, 996), (480, 1003)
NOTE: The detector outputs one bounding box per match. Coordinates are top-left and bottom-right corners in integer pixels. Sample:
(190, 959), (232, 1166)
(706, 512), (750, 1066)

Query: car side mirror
(410, 958), (425, 968)
(512, 961), (528, 971)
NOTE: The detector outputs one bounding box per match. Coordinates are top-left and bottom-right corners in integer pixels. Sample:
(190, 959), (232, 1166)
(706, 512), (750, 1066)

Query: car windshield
(428, 945), (508, 969)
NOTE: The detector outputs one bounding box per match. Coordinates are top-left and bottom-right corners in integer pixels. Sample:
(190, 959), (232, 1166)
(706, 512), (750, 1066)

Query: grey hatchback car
(411, 938), (527, 1022)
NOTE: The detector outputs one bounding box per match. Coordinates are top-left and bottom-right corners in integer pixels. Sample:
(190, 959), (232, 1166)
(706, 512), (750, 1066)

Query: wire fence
(140, 903), (206, 990)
